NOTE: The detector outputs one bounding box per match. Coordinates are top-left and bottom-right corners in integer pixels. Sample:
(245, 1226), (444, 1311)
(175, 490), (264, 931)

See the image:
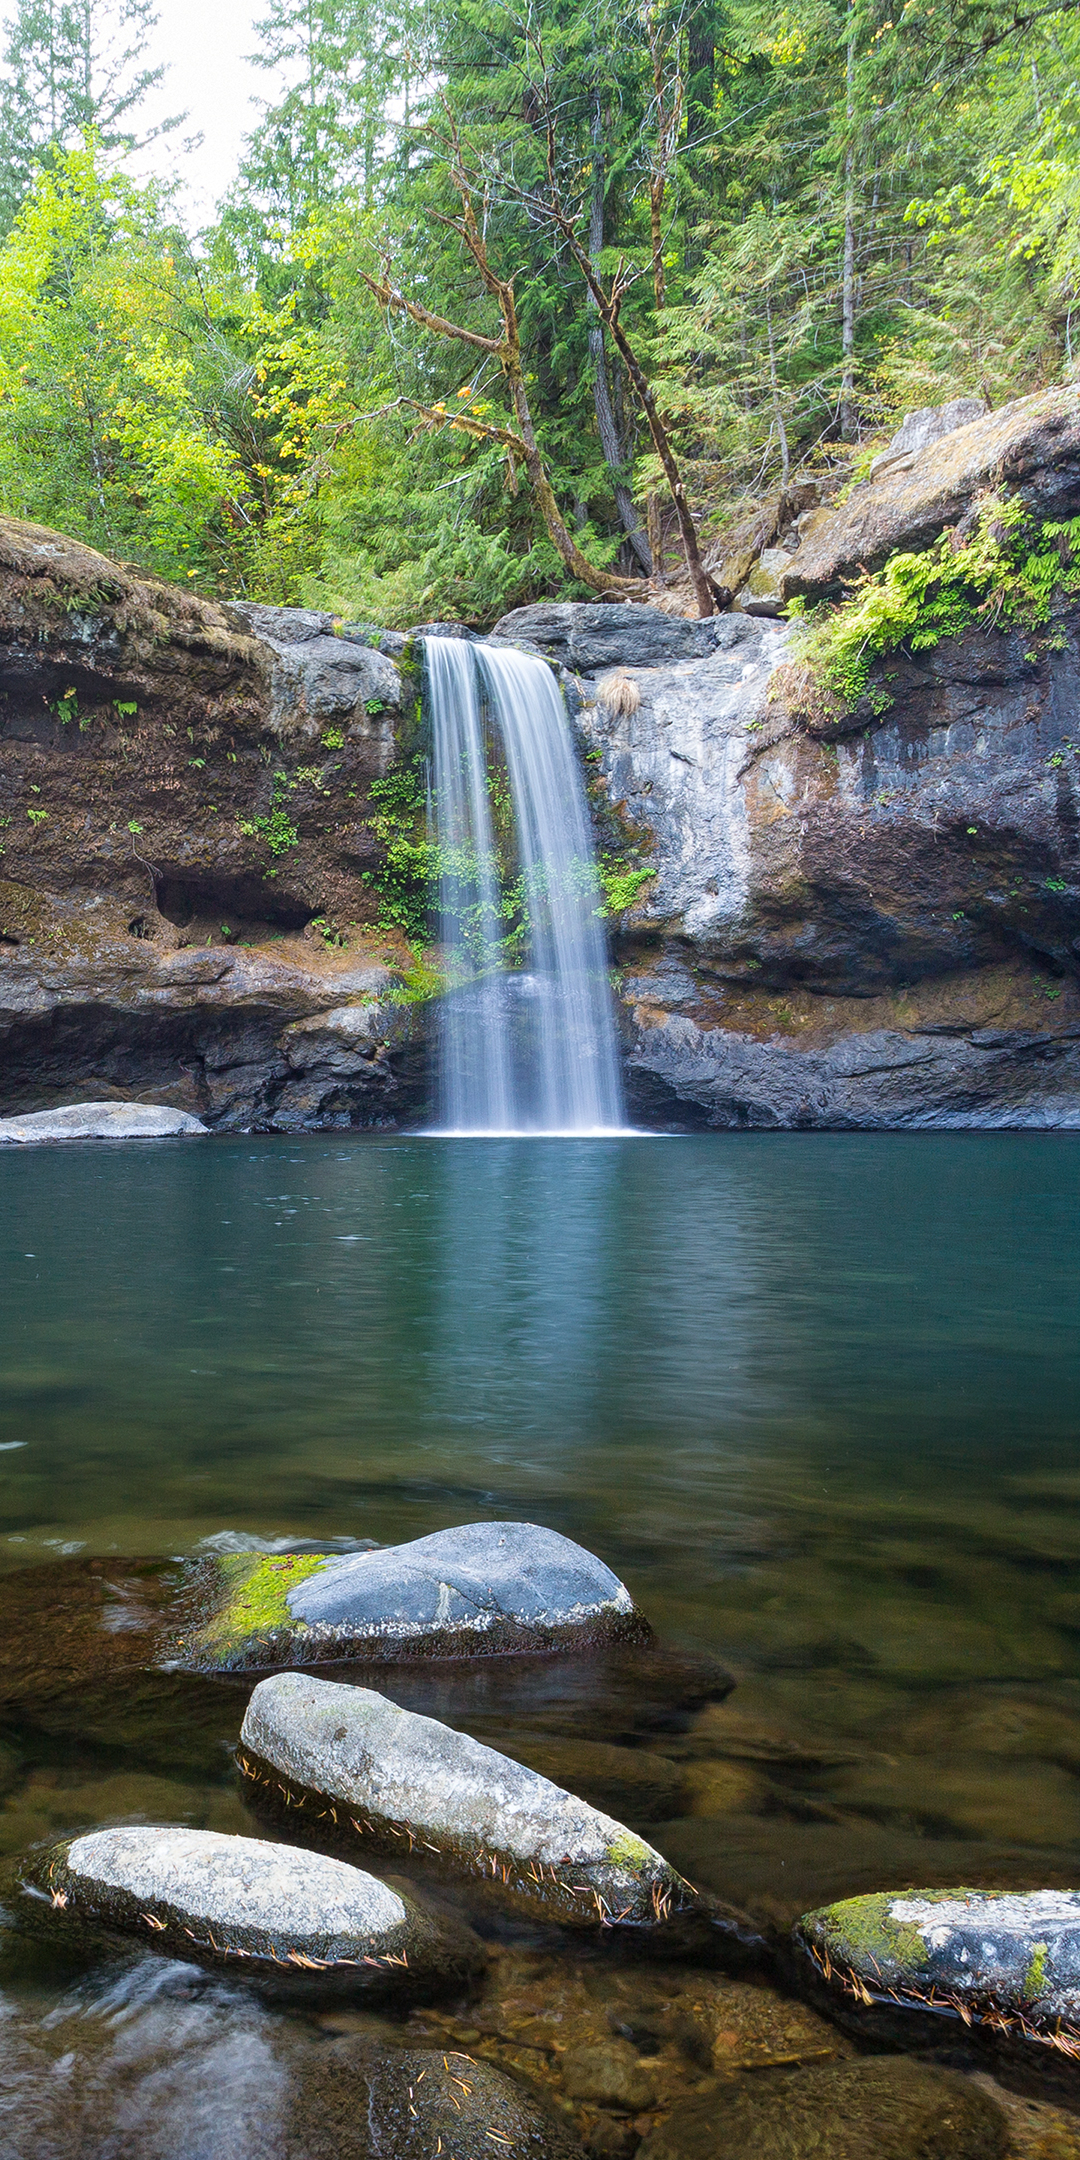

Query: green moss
(596, 862), (656, 918)
(194, 1551), (327, 1662)
(1024, 1941), (1050, 1999)
(809, 1890), (968, 1974)
(785, 495), (1080, 725)
(605, 1830), (655, 1873)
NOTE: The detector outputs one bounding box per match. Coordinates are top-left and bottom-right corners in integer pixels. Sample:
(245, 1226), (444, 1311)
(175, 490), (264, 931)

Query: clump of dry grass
(596, 669), (641, 715)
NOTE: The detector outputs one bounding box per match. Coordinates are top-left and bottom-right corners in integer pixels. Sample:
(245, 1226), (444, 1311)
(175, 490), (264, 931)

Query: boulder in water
(0, 1102), (206, 1142)
(795, 1887), (1080, 2054)
(238, 1672), (696, 1929)
(365, 2048), (585, 2158)
(636, 2058), (1008, 2160)
(177, 1521), (647, 1672)
(18, 1825), (481, 2002)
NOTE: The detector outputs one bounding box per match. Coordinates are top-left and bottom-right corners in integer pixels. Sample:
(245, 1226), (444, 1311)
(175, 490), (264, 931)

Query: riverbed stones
(365, 2048), (585, 2159)
(796, 1888), (1080, 2052)
(239, 1673), (696, 1928)
(0, 1102), (206, 1142)
(180, 1520), (646, 1672)
(19, 1825), (481, 2002)
(636, 2058), (1008, 2160)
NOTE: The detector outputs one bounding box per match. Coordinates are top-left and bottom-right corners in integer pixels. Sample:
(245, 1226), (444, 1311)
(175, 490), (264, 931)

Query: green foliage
(238, 768), (302, 870)
(792, 498), (1080, 716)
(596, 862), (656, 917)
(363, 754), (437, 943)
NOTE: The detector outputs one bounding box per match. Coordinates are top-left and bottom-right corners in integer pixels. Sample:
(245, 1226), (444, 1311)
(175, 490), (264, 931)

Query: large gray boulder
(796, 1887), (1080, 2054)
(20, 1825), (481, 2002)
(491, 601), (721, 671)
(180, 1520), (646, 1671)
(228, 601), (401, 738)
(782, 386), (1080, 599)
(239, 1672), (695, 1928)
(0, 1101), (206, 1142)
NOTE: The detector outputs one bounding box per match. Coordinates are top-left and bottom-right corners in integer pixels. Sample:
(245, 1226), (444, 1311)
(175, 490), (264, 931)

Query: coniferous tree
(0, 0), (180, 233)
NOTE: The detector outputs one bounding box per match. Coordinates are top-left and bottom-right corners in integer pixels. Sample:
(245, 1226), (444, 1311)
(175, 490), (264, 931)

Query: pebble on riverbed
(795, 1887), (1080, 2055)
(16, 1825), (484, 2003)
(238, 1673), (696, 1929)
(635, 2057), (1009, 2159)
(175, 1521), (649, 1672)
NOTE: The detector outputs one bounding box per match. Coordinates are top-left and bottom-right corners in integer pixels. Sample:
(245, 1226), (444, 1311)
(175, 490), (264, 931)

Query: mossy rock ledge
(239, 1672), (696, 1929)
(796, 1888), (1080, 2055)
(174, 1521), (649, 1673)
(17, 1825), (483, 2003)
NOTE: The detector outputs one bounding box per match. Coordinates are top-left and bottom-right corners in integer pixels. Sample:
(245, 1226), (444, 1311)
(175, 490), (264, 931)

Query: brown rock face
(0, 518), (429, 1127)
(781, 388), (1080, 599)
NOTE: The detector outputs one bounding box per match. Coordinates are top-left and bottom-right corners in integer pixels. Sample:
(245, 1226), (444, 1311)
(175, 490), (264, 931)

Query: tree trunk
(588, 107), (652, 572)
(840, 2), (857, 441)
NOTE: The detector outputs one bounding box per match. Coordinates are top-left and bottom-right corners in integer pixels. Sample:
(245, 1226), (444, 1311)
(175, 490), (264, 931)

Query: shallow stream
(3, 1132), (1080, 2154)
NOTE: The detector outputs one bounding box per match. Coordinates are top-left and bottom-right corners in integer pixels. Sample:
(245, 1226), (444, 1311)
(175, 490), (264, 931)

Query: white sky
(133, 0), (271, 226)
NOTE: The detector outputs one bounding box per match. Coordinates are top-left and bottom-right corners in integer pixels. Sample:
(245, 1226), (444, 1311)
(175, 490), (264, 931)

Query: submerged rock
(636, 2058), (1008, 2160)
(796, 1887), (1080, 2055)
(18, 1825), (481, 2002)
(0, 1102), (206, 1142)
(239, 1672), (695, 1928)
(365, 2048), (584, 2158)
(179, 1521), (646, 1672)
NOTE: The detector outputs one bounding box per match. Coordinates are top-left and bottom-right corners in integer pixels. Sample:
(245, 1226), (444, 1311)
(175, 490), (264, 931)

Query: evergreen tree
(0, 0), (180, 233)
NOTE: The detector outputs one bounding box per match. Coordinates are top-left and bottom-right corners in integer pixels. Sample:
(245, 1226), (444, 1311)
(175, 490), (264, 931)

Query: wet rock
(783, 386), (1080, 599)
(562, 2038), (658, 2110)
(0, 1101), (206, 1141)
(19, 1826), (481, 2002)
(637, 2057), (1009, 2159)
(491, 601), (721, 671)
(239, 1673), (696, 1928)
(796, 1887), (1080, 2053)
(825, 1754), (1080, 1845)
(869, 396), (988, 480)
(182, 1521), (646, 1671)
(366, 2047), (585, 2158)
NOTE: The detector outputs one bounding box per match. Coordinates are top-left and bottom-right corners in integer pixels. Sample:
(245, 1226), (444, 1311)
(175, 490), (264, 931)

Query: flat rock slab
(178, 1521), (646, 1671)
(239, 1673), (695, 1929)
(0, 1102), (206, 1142)
(19, 1826), (481, 2002)
(796, 1888), (1080, 2055)
(637, 2058), (1007, 2160)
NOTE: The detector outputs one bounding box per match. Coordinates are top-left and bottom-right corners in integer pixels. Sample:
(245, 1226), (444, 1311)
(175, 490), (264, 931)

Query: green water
(2, 1131), (1080, 2150)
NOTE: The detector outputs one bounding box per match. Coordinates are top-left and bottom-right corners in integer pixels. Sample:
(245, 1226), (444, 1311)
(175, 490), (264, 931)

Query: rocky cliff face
(543, 597), (1080, 1128)
(7, 384), (1080, 1132)
(0, 519), (429, 1126)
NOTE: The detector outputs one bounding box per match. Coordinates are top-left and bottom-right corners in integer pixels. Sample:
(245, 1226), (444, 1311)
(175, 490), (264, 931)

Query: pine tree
(0, 0), (181, 233)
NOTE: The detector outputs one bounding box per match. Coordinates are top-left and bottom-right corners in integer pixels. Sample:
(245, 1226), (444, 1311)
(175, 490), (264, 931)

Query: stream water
(2, 1130), (1080, 2152)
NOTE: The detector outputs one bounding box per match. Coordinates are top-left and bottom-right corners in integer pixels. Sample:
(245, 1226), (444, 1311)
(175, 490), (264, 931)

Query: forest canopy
(0, 0), (1077, 623)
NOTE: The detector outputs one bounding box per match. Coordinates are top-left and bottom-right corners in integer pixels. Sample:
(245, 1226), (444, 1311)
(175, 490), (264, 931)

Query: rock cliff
(7, 382), (1080, 1132)
(0, 519), (428, 1126)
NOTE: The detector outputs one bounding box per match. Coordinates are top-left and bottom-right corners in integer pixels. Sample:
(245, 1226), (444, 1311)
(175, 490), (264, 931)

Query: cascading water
(425, 636), (625, 1134)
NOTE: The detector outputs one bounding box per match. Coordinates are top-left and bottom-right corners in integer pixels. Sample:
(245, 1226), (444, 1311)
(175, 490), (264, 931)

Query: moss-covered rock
(176, 1521), (648, 1674)
(795, 1887), (1080, 2055)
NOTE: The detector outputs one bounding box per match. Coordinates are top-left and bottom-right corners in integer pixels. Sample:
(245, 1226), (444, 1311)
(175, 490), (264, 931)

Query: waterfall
(425, 637), (625, 1134)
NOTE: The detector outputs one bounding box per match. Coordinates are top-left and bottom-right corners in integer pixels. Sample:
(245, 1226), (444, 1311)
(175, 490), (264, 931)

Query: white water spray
(425, 637), (625, 1135)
